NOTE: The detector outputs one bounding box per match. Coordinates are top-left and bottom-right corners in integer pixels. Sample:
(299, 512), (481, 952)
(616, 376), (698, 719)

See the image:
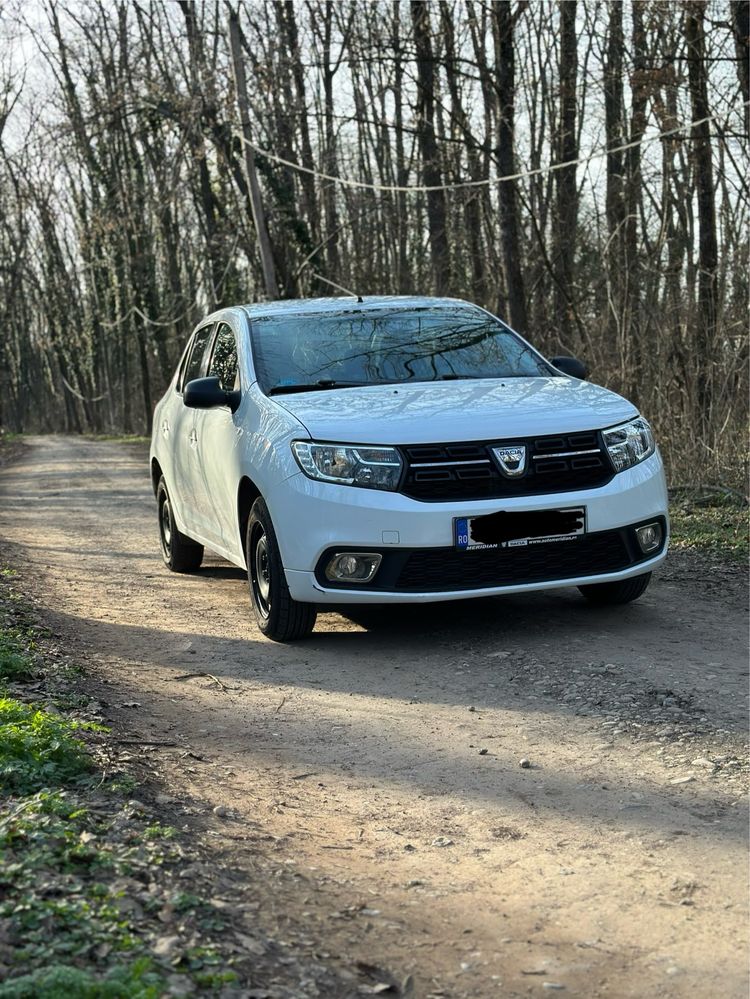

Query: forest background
(0, 0), (747, 489)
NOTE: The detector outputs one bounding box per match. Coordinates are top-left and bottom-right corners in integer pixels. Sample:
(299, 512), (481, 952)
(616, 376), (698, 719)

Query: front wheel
(579, 572), (652, 606)
(246, 498), (317, 641)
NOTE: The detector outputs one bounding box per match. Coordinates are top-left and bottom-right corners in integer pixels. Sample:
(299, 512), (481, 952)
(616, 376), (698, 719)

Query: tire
(579, 572), (652, 606)
(157, 477), (204, 573)
(246, 497), (317, 641)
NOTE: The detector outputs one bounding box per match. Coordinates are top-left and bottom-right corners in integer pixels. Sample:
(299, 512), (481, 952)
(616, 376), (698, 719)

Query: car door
(193, 321), (243, 552)
(171, 323), (215, 537)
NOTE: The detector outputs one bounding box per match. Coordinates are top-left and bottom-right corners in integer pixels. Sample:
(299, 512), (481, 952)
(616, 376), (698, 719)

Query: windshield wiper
(267, 379), (372, 396)
(267, 375), (505, 395)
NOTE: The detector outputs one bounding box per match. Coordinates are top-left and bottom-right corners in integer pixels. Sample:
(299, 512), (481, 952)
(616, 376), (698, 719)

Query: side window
(208, 323), (239, 392)
(180, 324), (215, 391)
(174, 343), (191, 392)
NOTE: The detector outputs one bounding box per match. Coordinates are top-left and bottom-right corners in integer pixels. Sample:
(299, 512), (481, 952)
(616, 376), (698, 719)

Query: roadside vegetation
(669, 488), (749, 564)
(0, 570), (237, 997)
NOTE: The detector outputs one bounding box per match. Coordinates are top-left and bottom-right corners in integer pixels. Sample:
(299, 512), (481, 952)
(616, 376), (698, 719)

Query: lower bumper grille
(314, 518), (666, 594)
(394, 531), (631, 591)
(315, 517), (667, 593)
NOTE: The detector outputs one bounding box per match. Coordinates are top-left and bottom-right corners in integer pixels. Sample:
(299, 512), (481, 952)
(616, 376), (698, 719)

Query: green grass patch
(0, 788), (230, 987)
(142, 822), (177, 841)
(0, 632), (35, 683)
(669, 490), (748, 563)
(0, 574), (48, 683)
(0, 698), (100, 794)
(0, 791), (190, 975)
(0, 958), (165, 998)
(0, 792), (134, 967)
(105, 773), (139, 796)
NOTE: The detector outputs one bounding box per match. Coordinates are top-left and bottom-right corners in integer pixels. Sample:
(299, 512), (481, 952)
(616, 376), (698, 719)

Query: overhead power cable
(237, 107), (745, 195)
(310, 272), (360, 297)
(60, 374), (107, 402)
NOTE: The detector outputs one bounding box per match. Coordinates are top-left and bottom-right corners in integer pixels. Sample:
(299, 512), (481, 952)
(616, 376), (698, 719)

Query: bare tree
(0, 0), (745, 488)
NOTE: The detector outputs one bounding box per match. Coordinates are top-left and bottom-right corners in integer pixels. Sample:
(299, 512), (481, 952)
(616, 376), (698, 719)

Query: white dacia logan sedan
(149, 297), (668, 641)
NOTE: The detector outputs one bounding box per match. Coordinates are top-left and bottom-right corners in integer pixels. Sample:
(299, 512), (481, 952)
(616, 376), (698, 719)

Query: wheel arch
(151, 458), (163, 496)
(237, 475), (263, 566)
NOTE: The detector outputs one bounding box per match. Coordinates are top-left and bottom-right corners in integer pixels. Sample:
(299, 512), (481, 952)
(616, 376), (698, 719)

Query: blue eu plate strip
(455, 518), (469, 549)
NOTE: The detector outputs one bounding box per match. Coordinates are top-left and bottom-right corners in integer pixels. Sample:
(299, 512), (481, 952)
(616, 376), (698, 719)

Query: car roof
(238, 295), (484, 322)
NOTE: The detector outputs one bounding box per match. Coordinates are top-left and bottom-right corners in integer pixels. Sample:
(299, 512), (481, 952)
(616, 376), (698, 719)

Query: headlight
(602, 417), (655, 472)
(292, 441), (403, 490)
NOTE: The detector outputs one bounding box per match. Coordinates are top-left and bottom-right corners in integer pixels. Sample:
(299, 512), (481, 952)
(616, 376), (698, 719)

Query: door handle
(161, 420), (170, 439)
(189, 428), (198, 448)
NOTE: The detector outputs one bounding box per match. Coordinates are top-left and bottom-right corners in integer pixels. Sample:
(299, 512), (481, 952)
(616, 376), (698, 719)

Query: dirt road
(1, 436), (747, 998)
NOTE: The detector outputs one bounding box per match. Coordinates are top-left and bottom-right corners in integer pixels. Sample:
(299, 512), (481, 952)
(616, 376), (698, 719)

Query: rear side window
(208, 323), (239, 391)
(180, 324), (214, 391)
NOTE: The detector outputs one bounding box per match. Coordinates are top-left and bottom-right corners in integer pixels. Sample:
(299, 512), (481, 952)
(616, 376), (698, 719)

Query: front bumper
(266, 451), (669, 605)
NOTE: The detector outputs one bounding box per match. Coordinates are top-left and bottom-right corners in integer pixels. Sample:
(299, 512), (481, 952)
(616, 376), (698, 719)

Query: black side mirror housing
(184, 376), (240, 412)
(550, 356), (588, 380)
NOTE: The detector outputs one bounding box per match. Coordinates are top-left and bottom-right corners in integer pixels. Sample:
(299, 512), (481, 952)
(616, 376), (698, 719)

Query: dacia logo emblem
(492, 444), (527, 478)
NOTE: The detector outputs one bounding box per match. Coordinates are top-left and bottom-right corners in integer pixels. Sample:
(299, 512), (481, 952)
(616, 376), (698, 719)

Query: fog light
(325, 552), (382, 583)
(635, 522), (663, 553)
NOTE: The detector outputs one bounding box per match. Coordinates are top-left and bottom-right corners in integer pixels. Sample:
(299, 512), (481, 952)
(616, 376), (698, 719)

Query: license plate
(454, 507), (586, 550)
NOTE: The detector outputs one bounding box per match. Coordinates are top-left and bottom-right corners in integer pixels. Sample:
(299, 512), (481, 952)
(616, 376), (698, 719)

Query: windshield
(249, 307), (554, 394)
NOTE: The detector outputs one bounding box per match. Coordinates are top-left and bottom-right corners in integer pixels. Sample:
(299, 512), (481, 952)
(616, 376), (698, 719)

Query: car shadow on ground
(38, 599), (748, 847)
(330, 587), (653, 635)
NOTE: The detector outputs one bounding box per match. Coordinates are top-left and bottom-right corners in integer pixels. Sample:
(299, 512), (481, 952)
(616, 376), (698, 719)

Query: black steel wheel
(246, 497), (316, 641)
(157, 477), (203, 573)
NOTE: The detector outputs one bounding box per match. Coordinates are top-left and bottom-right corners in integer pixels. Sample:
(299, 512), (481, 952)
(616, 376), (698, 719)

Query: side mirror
(550, 356), (588, 380)
(184, 376), (240, 412)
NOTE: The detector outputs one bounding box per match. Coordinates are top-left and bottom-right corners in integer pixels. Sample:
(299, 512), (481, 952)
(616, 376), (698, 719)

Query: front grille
(394, 531), (631, 592)
(400, 431), (613, 501)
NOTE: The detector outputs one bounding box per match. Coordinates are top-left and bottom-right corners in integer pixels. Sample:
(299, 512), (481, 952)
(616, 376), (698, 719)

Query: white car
(149, 296), (668, 641)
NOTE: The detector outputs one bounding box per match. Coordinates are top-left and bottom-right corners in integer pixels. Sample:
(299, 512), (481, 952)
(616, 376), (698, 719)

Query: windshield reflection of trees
(257, 312), (548, 386)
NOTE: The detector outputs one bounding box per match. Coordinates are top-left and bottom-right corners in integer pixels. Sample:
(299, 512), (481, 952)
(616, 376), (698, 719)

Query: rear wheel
(157, 478), (203, 573)
(579, 572), (651, 606)
(246, 498), (317, 641)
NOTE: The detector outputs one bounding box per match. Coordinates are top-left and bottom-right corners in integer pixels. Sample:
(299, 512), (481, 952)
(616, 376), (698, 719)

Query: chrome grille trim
(532, 448), (601, 460)
(410, 459), (491, 468)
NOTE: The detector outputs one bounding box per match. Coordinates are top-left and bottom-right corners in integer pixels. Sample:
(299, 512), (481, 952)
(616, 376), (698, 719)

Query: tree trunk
(623, 1), (648, 396)
(731, 1), (749, 140)
(604, 0), (626, 356)
(321, 2), (340, 278)
(553, 0), (578, 344)
(440, 1), (488, 304)
(277, 1), (319, 245)
(411, 0), (451, 294)
(228, 10), (279, 299)
(392, 2), (411, 294)
(492, 1), (528, 332)
(685, 1), (719, 426)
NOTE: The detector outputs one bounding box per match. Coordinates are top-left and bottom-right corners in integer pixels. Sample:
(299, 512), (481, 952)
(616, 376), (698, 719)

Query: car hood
(273, 377), (639, 444)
